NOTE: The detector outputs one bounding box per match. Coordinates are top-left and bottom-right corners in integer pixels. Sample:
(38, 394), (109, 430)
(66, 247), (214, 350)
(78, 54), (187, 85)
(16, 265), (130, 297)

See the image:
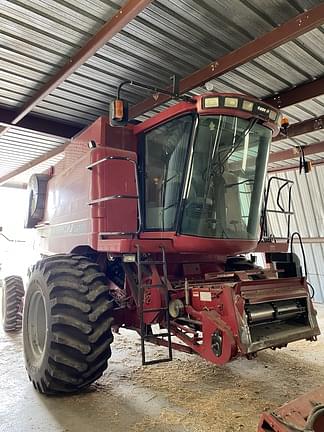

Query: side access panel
(37, 151), (92, 254)
(89, 147), (138, 249)
(37, 147), (137, 254)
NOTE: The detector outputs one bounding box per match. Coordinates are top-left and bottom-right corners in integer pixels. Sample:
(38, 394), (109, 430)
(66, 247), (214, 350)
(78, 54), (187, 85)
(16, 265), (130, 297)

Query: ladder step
(177, 317), (201, 326)
(144, 332), (170, 339)
(137, 246), (172, 366)
(143, 307), (168, 313)
(143, 358), (172, 366)
(138, 260), (165, 265)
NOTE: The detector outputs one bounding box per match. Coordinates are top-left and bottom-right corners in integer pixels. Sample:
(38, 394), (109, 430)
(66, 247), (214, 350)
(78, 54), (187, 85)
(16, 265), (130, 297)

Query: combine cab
(22, 91), (320, 394)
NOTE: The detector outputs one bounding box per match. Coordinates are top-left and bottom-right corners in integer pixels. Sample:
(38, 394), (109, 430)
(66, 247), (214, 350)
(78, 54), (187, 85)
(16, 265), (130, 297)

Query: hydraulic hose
(290, 231), (307, 278)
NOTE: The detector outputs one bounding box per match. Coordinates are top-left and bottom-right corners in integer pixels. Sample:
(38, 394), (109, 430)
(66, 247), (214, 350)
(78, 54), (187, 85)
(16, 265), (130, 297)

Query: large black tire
(23, 254), (114, 394)
(1, 275), (24, 332)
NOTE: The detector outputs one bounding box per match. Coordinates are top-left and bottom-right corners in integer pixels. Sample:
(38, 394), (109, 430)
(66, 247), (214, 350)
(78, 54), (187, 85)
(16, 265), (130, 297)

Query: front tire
(23, 254), (114, 394)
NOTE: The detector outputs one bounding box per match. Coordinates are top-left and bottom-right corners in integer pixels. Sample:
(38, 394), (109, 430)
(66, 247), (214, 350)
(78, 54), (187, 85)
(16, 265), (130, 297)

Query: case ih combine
(9, 85), (320, 406)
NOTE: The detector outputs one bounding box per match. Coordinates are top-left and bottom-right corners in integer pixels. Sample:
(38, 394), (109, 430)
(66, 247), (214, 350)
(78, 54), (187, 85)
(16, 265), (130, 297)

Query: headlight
(203, 97), (219, 108)
(224, 97), (238, 108)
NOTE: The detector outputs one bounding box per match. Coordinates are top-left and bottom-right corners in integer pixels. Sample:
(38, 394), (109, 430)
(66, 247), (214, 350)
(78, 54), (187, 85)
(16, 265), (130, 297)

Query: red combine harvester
(21, 88), (320, 396)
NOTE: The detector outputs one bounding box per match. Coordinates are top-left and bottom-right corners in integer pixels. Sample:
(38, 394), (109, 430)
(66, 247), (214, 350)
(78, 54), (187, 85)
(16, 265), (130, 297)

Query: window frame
(179, 115), (272, 240)
(139, 113), (195, 232)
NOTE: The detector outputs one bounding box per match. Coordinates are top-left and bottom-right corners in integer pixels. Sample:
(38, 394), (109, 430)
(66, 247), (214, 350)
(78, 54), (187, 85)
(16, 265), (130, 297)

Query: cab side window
(144, 115), (193, 230)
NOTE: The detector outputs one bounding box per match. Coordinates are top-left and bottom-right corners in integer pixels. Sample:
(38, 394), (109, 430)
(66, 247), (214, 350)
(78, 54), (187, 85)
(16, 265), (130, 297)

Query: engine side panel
(35, 117), (138, 255)
(37, 146), (138, 254)
(38, 152), (92, 254)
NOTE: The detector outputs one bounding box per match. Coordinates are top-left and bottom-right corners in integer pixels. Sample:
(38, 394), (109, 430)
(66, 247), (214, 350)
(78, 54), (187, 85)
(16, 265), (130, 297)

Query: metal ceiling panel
(0, 126), (66, 177)
(0, 0), (128, 111)
(1, 0), (323, 122)
(9, 153), (65, 185)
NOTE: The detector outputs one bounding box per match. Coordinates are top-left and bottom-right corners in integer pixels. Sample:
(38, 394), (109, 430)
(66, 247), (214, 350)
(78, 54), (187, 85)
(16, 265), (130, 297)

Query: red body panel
(39, 152), (92, 254)
(89, 146), (138, 245)
(258, 386), (324, 431)
(97, 235), (257, 255)
(39, 115), (262, 256)
(38, 146), (138, 254)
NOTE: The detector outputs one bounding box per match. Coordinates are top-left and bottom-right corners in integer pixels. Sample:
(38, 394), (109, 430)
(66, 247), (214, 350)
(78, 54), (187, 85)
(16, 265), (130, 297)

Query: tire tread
(2, 275), (24, 332)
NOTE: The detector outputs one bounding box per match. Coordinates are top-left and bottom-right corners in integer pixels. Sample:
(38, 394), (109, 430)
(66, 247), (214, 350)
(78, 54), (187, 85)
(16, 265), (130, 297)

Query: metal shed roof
(0, 127), (65, 178)
(1, 0), (324, 185)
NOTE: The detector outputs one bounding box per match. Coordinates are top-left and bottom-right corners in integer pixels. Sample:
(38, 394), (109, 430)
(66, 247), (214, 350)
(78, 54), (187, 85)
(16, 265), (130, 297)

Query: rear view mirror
(109, 75), (185, 127)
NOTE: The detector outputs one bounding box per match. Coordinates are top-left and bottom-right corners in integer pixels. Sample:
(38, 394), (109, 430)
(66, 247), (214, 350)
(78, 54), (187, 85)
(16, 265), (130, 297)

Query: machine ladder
(136, 246), (173, 366)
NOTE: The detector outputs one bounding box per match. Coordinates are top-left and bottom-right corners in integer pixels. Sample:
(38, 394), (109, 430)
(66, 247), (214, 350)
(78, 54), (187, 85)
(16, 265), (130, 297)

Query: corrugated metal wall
(267, 165), (324, 303)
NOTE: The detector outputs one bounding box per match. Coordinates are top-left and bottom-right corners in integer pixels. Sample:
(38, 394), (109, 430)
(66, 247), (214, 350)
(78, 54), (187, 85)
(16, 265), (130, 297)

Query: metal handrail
(89, 194), (138, 205)
(100, 231), (138, 237)
(87, 155), (136, 170)
(87, 155), (142, 235)
(259, 176), (294, 243)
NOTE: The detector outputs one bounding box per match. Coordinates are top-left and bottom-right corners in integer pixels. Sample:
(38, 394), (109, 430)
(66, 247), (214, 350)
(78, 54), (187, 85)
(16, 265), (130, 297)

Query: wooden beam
(268, 158), (324, 173)
(0, 182), (27, 190)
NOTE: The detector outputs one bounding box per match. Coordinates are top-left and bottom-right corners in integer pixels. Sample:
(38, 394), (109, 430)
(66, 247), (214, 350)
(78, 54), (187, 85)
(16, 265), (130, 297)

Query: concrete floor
(0, 305), (323, 432)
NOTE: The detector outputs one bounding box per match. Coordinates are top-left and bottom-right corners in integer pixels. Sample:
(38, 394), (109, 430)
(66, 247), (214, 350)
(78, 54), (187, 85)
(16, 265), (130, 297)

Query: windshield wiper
(226, 179), (254, 188)
(219, 117), (258, 166)
(206, 118), (258, 179)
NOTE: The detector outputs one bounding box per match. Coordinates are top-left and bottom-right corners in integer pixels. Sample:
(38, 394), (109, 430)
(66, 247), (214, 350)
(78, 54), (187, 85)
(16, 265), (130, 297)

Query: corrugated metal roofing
(1, 0), (324, 122)
(32, 19), (324, 123)
(268, 128), (324, 171)
(0, 126), (66, 177)
(1, 0), (127, 108)
(282, 95), (324, 124)
(0, 0), (323, 175)
(12, 153), (65, 185)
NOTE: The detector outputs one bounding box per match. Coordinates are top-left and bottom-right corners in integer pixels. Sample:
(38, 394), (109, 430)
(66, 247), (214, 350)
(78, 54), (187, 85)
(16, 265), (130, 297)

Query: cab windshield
(181, 115), (272, 240)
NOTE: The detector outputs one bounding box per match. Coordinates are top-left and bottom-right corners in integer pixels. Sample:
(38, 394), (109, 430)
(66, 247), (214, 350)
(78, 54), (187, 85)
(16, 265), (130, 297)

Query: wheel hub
(27, 290), (47, 364)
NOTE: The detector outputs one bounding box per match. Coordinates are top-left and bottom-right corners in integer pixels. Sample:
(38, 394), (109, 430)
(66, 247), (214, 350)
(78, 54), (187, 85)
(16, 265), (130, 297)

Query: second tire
(1, 275), (24, 332)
